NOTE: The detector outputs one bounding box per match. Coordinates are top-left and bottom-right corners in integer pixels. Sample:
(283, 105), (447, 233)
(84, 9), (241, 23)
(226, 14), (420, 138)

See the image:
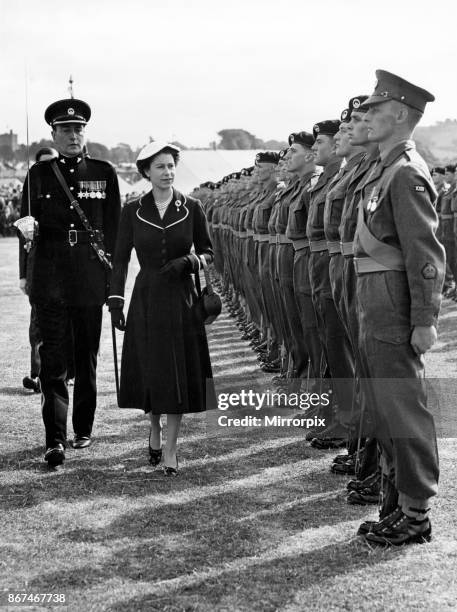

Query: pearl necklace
(154, 190), (173, 218)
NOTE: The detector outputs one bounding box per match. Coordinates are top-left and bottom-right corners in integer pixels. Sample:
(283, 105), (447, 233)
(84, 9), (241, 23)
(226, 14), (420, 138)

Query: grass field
(1, 236), (457, 611)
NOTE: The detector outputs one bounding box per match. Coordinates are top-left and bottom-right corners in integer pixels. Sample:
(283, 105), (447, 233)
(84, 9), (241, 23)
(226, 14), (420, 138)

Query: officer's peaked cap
(361, 70), (434, 113)
(45, 98), (91, 126)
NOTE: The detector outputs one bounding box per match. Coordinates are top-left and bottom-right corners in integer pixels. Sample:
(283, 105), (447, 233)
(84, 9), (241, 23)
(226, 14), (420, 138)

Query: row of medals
(78, 181), (107, 200)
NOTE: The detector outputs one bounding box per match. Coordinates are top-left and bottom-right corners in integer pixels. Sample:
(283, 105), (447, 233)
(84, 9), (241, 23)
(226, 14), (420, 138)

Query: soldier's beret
(361, 70), (434, 113)
(445, 164), (456, 173)
(241, 166), (255, 176)
(432, 167), (445, 175)
(45, 98), (91, 126)
(313, 120), (340, 140)
(288, 132), (314, 148)
(255, 152), (280, 164)
(340, 96), (370, 122)
(230, 172), (242, 180)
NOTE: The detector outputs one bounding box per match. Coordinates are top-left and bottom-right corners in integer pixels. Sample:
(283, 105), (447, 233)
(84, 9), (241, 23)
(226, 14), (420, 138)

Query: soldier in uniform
(306, 119), (354, 447)
(19, 98), (121, 467)
(353, 70), (445, 545)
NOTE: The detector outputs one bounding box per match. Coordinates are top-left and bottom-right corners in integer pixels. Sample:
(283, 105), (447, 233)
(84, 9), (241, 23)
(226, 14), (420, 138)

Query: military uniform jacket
(324, 152), (365, 243)
(20, 153), (121, 306)
(285, 171), (316, 241)
(306, 157), (341, 242)
(353, 140), (445, 327)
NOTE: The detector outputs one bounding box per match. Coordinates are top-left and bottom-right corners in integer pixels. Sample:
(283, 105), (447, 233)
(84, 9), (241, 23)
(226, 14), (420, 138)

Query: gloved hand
(107, 297), (126, 332)
(160, 255), (194, 280)
(110, 308), (126, 332)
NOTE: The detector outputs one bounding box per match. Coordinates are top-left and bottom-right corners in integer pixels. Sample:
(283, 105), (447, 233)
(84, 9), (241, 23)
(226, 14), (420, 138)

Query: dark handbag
(50, 160), (112, 271)
(193, 258), (222, 325)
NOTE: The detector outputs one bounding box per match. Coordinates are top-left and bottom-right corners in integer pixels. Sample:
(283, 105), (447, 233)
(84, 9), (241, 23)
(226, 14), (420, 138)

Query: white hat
(136, 141), (180, 164)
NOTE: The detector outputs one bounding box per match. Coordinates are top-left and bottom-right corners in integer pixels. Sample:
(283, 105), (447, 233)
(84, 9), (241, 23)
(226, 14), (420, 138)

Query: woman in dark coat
(108, 142), (214, 475)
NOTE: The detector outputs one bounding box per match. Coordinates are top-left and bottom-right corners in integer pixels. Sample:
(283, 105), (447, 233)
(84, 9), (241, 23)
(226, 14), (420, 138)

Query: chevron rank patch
(422, 263), (437, 279)
(414, 185), (425, 192)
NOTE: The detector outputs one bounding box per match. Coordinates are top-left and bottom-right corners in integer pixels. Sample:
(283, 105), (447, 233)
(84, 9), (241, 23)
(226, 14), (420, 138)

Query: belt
(327, 240), (341, 254)
(246, 229), (255, 236)
(257, 234), (270, 242)
(340, 241), (354, 256)
(39, 229), (98, 245)
(276, 234), (293, 245)
(239, 232), (249, 239)
(440, 214), (453, 220)
(309, 239), (328, 252)
(353, 256), (406, 274)
(269, 236), (276, 244)
(292, 238), (309, 251)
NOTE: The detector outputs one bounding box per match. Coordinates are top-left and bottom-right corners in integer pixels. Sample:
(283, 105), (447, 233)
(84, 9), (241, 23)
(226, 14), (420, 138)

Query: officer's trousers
(36, 302), (103, 448)
(357, 271), (439, 500)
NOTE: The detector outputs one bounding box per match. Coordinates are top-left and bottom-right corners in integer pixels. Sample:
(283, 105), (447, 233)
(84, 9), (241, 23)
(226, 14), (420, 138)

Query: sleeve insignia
(422, 263), (437, 279)
(414, 185), (425, 192)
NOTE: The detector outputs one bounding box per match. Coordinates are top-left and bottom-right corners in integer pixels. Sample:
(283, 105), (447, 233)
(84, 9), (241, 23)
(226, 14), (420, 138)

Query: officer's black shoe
(23, 376), (41, 393)
(364, 509), (432, 546)
(72, 436), (92, 449)
(44, 444), (65, 467)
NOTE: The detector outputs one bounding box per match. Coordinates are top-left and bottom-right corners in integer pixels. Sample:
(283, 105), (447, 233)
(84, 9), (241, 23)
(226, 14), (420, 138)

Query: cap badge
(314, 124), (320, 133)
(290, 134), (295, 142)
(353, 99), (360, 109)
(68, 107), (75, 115)
(341, 110), (348, 120)
(380, 91), (389, 98)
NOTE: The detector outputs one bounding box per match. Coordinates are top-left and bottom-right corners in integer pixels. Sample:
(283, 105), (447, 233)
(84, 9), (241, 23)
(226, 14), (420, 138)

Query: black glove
(159, 255), (194, 280)
(110, 308), (126, 332)
(107, 297), (126, 332)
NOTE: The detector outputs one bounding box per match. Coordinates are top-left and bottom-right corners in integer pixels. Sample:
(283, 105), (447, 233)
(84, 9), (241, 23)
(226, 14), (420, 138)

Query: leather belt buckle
(68, 229), (78, 246)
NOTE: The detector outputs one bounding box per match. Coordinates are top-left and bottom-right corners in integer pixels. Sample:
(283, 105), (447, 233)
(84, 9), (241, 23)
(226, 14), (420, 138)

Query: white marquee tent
(129, 149), (265, 196)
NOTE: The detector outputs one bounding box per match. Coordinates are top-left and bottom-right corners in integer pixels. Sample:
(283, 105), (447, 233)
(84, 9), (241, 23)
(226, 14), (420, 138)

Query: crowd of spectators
(0, 183), (22, 236)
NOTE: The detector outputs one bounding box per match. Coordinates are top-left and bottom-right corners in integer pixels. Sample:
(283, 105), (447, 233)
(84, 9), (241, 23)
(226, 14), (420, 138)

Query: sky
(1, 0), (457, 149)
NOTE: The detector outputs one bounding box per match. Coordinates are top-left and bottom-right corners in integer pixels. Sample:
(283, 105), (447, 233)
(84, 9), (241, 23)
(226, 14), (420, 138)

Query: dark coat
(20, 154), (121, 305)
(110, 188), (214, 414)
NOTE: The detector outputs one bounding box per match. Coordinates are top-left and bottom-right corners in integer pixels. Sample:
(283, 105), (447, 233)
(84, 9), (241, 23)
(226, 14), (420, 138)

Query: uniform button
(161, 238), (166, 244)
(70, 186), (74, 191)
(46, 194), (51, 199)
(70, 224), (75, 228)
(161, 248), (166, 254)
(70, 205), (74, 209)
(70, 168), (75, 173)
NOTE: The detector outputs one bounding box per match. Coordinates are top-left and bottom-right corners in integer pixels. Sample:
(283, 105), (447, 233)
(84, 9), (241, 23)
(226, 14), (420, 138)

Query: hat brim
(360, 94), (392, 109)
(52, 119), (87, 126)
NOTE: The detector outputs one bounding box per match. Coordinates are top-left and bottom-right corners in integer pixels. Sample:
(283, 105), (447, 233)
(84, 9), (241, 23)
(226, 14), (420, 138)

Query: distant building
(0, 130), (18, 152)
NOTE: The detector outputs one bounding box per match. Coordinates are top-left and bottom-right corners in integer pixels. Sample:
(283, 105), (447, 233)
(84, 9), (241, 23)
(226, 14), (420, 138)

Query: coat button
(70, 186), (74, 191)
(46, 194), (51, 198)
(70, 205), (74, 209)
(161, 248), (166, 254)
(70, 223), (75, 228)
(70, 168), (75, 173)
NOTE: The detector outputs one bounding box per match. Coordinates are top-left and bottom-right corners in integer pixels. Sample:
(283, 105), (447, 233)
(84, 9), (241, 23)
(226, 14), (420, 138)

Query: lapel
(136, 188), (189, 230)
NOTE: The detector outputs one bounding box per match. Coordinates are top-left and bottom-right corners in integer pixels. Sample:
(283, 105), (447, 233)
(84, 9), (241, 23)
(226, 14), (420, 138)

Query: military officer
(353, 70), (445, 545)
(19, 98), (121, 467)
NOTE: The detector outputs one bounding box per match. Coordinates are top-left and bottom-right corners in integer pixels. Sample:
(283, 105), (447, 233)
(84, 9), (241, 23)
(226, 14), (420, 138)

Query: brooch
(175, 199), (182, 209)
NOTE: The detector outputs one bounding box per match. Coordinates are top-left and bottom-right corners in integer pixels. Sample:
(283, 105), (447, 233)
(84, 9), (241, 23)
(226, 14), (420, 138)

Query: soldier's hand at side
(19, 278), (27, 295)
(410, 325), (437, 355)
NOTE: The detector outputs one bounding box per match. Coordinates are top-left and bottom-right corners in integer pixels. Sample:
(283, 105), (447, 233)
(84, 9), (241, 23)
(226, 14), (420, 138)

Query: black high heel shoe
(163, 455), (178, 476)
(148, 429), (162, 466)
